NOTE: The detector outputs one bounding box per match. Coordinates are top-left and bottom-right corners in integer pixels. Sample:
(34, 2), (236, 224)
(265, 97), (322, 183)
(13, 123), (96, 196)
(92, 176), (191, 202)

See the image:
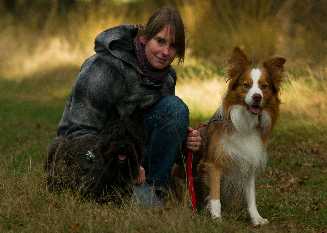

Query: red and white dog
(197, 47), (286, 225)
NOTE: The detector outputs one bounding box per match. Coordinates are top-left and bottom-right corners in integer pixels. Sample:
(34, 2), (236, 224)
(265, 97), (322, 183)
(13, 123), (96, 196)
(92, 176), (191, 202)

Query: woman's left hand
(186, 127), (202, 152)
(134, 166), (146, 185)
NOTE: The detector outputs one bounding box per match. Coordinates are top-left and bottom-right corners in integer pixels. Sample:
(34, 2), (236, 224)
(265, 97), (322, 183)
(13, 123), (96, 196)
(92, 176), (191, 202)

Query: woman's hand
(186, 127), (202, 152)
(134, 166), (146, 185)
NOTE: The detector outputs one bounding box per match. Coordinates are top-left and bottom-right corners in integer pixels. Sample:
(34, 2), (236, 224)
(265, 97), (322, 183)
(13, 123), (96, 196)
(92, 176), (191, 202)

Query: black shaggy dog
(45, 117), (144, 203)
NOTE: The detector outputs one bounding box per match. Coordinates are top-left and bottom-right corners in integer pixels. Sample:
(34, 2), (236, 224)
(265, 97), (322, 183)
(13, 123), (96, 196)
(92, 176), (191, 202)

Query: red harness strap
(186, 123), (208, 213)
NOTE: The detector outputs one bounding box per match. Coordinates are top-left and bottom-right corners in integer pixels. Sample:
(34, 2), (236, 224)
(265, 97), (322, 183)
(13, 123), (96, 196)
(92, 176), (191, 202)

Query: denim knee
(163, 95), (189, 120)
(145, 96), (189, 130)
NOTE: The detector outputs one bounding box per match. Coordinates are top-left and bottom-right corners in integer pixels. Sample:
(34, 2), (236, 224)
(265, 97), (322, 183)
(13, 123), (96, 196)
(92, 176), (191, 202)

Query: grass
(0, 61), (327, 233)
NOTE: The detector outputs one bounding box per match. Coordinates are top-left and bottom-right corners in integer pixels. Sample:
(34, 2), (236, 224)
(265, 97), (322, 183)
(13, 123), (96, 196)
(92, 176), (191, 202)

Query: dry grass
(183, 0), (281, 64)
(281, 75), (327, 123)
(1, 66), (327, 232)
(1, 46), (327, 232)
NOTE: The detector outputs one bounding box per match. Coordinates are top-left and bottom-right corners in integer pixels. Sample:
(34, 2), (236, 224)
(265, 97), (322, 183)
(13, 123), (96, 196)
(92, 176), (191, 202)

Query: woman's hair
(139, 6), (185, 63)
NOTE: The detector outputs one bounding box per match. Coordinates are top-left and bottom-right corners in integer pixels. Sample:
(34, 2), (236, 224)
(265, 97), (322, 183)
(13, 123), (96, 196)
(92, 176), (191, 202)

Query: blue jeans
(143, 95), (189, 188)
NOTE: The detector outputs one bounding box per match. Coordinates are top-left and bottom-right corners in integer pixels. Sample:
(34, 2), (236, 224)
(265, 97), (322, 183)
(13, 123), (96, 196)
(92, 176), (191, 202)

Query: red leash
(186, 148), (197, 213)
(186, 123), (207, 214)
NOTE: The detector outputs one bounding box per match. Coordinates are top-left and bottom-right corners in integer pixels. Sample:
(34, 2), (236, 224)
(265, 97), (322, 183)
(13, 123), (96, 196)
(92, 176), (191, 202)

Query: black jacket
(57, 25), (177, 137)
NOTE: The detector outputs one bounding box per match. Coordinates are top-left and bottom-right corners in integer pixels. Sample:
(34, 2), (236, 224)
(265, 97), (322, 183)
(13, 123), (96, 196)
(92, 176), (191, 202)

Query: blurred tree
(3, 0), (16, 14)
(293, 0), (327, 39)
(1, 0), (325, 68)
(1, 0), (76, 17)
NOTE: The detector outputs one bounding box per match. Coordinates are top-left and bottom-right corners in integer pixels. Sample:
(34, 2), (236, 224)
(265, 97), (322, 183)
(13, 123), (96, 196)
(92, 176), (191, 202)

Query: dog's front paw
(251, 216), (269, 226)
(207, 199), (222, 219)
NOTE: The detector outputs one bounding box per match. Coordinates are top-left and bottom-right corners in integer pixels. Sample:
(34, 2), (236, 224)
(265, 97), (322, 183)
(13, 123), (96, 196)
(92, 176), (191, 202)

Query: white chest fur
(220, 105), (267, 173)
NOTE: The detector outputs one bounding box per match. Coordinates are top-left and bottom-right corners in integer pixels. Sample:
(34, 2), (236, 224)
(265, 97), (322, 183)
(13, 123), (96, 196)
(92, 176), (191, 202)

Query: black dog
(45, 116), (144, 203)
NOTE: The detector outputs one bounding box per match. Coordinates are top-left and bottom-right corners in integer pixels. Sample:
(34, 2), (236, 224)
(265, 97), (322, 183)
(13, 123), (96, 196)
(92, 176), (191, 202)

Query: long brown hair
(138, 6), (185, 64)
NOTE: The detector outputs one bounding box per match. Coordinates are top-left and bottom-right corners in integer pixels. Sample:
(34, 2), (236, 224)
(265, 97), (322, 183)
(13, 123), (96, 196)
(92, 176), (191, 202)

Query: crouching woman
(45, 6), (201, 205)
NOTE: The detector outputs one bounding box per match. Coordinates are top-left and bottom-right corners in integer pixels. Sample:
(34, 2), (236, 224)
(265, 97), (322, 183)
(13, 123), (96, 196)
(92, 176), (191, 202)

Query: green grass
(0, 66), (327, 233)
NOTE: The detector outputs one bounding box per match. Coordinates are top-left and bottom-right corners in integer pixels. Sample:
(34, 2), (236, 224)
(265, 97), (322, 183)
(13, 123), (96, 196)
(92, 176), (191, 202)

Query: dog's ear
(227, 47), (251, 90)
(263, 57), (286, 92)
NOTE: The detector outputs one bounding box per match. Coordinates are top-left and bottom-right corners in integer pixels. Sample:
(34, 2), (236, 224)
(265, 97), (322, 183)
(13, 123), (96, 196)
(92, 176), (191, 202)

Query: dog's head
(225, 47), (286, 115)
(99, 117), (144, 187)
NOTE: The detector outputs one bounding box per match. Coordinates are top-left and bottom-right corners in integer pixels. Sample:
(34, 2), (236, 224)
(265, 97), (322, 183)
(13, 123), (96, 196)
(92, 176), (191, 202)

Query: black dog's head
(98, 117), (145, 192)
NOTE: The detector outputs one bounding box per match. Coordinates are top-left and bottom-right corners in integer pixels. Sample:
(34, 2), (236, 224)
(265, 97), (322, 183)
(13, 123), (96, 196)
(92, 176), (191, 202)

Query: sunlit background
(0, 0), (326, 119)
(1, 0), (326, 77)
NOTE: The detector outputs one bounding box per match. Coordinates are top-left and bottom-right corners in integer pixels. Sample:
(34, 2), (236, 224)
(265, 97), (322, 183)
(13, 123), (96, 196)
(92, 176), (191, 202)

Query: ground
(0, 65), (326, 233)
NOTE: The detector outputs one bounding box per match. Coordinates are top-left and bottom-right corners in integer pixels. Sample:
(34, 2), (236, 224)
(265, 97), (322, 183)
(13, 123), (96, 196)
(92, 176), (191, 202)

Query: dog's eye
(261, 84), (269, 90)
(243, 83), (250, 89)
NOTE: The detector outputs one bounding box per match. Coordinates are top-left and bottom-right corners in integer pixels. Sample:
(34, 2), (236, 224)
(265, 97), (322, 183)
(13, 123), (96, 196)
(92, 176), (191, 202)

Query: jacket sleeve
(57, 57), (124, 137)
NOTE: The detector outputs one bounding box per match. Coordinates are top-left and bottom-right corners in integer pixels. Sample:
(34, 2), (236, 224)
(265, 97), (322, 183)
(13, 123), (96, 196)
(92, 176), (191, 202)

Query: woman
(46, 6), (201, 206)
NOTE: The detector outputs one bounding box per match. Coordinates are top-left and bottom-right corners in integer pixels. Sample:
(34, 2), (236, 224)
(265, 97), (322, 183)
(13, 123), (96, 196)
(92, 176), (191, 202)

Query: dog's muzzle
(248, 94), (262, 115)
(114, 143), (133, 164)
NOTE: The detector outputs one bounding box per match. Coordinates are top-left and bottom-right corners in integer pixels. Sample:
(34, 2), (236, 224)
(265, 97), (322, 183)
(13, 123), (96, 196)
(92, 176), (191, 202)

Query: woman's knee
(157, 96), (189, 121)
(144, 96), (189, 136)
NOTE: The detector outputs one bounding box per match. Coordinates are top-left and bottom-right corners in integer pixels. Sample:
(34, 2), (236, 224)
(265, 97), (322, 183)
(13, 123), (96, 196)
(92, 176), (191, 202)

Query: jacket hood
(94, 24), (139, 69)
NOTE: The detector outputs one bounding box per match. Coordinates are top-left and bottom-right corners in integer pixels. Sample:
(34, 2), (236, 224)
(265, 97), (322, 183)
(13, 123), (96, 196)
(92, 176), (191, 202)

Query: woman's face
(144, 25), (177, 69)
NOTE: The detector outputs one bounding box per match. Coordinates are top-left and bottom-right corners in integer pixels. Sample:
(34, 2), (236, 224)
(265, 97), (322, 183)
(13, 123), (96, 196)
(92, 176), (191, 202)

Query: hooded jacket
(57, 25), (177, 137)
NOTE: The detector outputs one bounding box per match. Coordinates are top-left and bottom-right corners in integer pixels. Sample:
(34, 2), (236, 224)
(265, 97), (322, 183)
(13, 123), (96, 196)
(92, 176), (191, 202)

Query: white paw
(207, 199), (222, 219)
(251, 216), (269, 226)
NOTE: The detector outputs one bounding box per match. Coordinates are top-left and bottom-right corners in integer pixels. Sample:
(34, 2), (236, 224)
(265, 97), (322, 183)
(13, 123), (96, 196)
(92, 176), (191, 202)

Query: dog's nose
(252, 94), (262, 103)
(117, 144), (127, 153)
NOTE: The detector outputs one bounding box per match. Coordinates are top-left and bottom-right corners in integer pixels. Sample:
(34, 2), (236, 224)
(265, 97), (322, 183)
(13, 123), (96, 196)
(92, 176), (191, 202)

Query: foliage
(0, 0), (326, 78)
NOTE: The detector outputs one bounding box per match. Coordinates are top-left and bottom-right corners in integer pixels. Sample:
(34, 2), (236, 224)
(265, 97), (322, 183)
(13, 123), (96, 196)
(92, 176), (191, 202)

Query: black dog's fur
(45, 116), (144, 203)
